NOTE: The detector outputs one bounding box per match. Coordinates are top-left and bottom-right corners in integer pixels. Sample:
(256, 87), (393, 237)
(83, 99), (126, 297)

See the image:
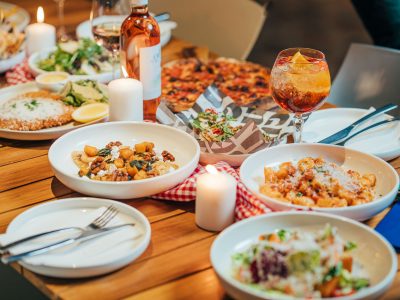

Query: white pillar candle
(108, 77), (143, 121)
(196, 165), (237, 231)
(26, 7), (56, 56)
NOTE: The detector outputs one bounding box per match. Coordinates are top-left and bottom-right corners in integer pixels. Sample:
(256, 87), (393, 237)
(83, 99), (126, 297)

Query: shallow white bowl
(28, 47), (118, 83)
(240, 143), (399, 221)
(211, 211), (397, 300)
(76, 17), (177, 48)
(48, 121), (200, 199)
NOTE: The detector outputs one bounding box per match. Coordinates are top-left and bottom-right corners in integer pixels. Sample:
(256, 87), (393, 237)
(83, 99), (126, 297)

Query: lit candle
(25, 7), (56, 56)
(108, 67), (143, 121)
(195, 165), (237, 231)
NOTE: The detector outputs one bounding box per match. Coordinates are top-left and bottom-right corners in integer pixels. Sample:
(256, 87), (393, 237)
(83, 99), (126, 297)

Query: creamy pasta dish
(260, 157), (376, 208)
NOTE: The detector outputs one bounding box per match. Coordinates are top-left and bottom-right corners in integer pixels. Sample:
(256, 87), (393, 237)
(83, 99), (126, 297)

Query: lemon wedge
(72, 103), (109, 123)
(291, 51), (309, 64)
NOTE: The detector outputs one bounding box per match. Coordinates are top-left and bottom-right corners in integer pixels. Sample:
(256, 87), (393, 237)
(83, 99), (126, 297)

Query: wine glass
(270, 48), (331, 143)
(53, 0), (69, 41)
(90, 0), (123, 79)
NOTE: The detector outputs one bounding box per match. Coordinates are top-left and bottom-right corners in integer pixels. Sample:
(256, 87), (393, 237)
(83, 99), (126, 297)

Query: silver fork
(0, 205), (118, 254)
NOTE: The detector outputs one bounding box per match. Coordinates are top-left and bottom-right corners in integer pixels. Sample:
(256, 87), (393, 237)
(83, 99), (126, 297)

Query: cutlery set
(0, 205), (135, 264)
(318, 103), (398, 145)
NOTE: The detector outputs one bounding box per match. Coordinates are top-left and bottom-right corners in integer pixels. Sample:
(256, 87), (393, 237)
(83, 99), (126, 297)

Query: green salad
(191, 108), (242, 142)
(232, 225), (369, 298)
(60, 80), (108, 107)
(37, 39), (113, 75)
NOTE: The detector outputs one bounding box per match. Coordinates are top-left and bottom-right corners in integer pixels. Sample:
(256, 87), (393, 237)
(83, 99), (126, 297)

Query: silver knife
(154, 12), (170, 23)
(318, 103), (398, 144)
(1, 223), (135, 264)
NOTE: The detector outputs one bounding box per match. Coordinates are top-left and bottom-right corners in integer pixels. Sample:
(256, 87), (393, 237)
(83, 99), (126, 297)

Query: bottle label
(140, 43), (161, 100)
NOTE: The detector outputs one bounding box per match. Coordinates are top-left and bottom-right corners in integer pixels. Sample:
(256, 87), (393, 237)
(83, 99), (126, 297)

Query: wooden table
(1, 1), (400, 299)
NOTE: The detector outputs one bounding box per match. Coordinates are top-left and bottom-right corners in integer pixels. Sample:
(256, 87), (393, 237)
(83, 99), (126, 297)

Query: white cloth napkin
(0, 207), (143, 267)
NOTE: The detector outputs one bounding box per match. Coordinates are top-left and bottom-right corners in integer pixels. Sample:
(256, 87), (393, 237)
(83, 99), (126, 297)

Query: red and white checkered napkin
(5, 59), (35, 85)
(152, 161), (272, 221)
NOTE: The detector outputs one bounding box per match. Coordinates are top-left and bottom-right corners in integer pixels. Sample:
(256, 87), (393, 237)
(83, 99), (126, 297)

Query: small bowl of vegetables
(28, 39), (118, 83)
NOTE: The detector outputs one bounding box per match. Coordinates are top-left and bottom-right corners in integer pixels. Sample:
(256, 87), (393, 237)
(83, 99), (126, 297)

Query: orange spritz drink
(271, 48), (331, 142)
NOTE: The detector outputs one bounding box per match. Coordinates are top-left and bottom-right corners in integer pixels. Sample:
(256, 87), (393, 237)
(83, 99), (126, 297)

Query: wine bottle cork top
(130, 0), (148, 6)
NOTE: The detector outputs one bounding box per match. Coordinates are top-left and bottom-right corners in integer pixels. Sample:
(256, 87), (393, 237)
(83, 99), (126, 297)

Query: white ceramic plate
(5, 197), (151, 278)
(48, 121), (200, 199)
(211, 211), (397, 300)
(76, 16), (177, 48)
(0, 82), (107, 140)
(303, 108), (400, 161)
(0, 49), (25, 73)
(240, 143), (399, 221)
(28, 47), (119, 83)
(0, 1), (30, 31)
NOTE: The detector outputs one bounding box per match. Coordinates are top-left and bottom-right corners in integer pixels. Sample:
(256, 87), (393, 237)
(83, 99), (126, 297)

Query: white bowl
(35, 71), (70, 92)
(76, 17), (177, 48)
(0, 50), (25, 73)
(28, 47), (118, 83)
(240, 143), (399, 221)
(48, 121), (200, 199)
(211, 211), (397, 300)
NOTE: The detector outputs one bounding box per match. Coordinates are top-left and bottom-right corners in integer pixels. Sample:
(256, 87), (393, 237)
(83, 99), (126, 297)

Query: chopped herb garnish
(323, 261), (343, 282)
(296, 192), (303, 197)
(277, 229), (289, 241)
(354, 278), (369, 290)
(11, 103), (16, 109)
(130, 160), (144, 170)
(24, 99), (40, 111)
(344, 241), (357, 251)
(98, 148), (111, 157)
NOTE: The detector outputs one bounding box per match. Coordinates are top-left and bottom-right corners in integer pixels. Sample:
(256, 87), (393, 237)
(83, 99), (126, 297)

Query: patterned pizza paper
(157, 84), (293, 155)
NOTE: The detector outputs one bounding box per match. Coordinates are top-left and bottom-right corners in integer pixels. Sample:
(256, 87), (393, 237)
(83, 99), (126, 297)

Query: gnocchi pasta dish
(72, 141), (178, 181)
(260, 157), (376, 208)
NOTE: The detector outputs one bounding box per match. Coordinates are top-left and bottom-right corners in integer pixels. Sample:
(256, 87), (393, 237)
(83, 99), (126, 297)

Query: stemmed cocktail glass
(270, 48), (331, 143)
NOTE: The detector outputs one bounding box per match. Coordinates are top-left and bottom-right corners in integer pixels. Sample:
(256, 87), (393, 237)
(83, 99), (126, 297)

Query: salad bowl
(28, 44), (118, 83)
(48, 121), (200, 199)
(211, 212), (397, 300)
(240, 143), (399, 221)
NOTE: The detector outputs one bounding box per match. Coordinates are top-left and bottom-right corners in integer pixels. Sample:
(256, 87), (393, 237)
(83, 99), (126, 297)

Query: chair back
(328, 43), (400, 115)
(149, 0), (267, 60)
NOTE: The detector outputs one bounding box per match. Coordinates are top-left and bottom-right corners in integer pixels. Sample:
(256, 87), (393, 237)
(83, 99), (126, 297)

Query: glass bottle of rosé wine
(120, 0), (161, 121)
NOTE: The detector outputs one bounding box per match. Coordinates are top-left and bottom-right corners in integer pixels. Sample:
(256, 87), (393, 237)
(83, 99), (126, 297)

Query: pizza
(210, 58), (271, 106)
(161, 57), (272, 112)
(161, 58), (215, 112)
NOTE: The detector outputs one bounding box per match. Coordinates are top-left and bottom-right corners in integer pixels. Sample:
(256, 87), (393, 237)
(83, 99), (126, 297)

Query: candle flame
(121, 65), (128, 78)
(205, 165), (219, 175)
(37, 6), (44, 23)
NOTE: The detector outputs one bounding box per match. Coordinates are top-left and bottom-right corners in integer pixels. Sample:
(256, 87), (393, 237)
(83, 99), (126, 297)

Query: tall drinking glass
(270, 48), (331, 143)
(90, 0), (122, 79)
